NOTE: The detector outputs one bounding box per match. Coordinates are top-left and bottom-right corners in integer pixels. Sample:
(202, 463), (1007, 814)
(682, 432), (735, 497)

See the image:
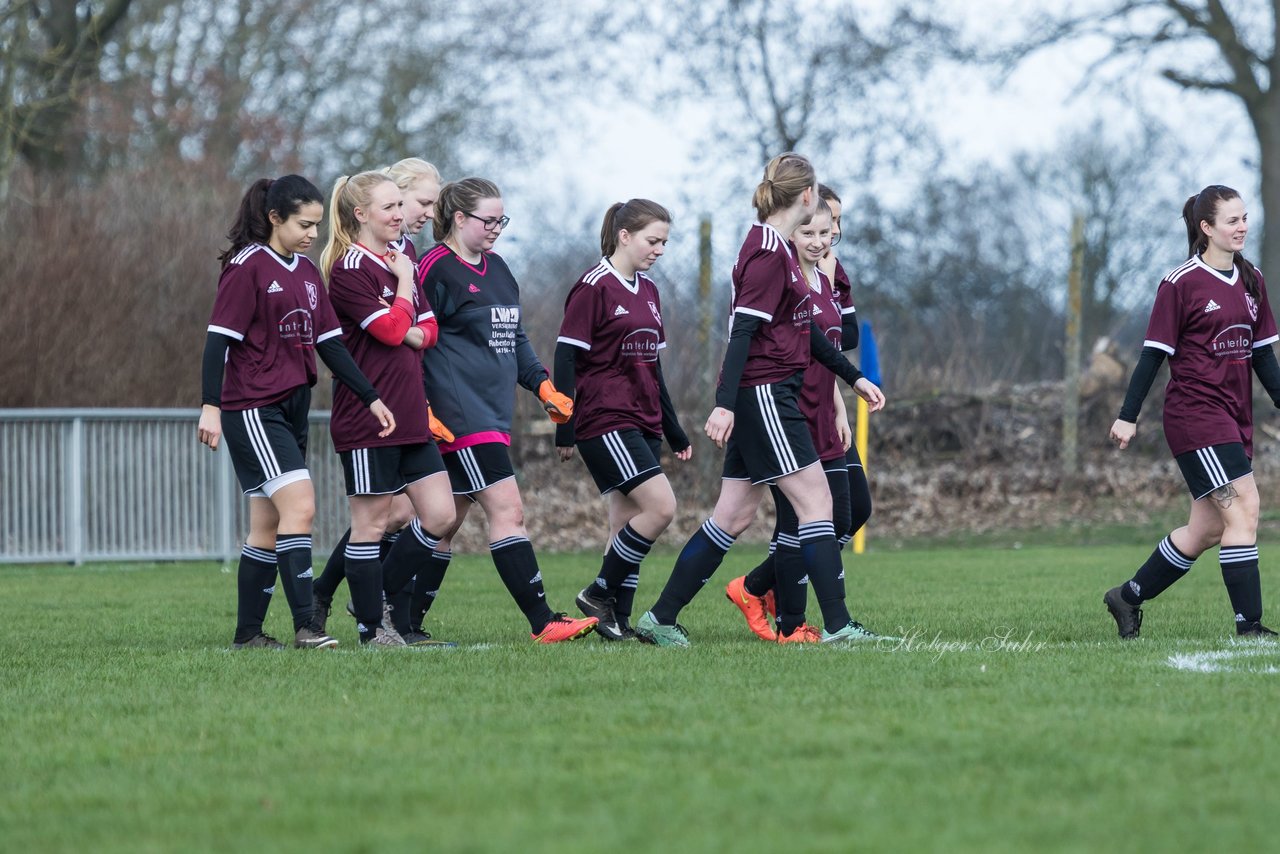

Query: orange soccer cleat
(532, 613), (598, 644)
(725, 575), (776, 641)
(776, 624), (822, 644)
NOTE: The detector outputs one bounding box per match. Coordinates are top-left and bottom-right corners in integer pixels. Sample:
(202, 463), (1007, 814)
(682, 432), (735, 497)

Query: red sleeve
(417, 315), (439, 349)
(365, 297), (414, 345)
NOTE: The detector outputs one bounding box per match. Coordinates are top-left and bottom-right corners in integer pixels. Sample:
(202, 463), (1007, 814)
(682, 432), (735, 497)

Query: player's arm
(553, 340), (579, 450)
(833, 379), (852, 451)
(1253, 343), (1280, 406)
(1110, 346), (1167, 449)
(809, 322), (884, 412)
(841, 307), (859, 351)
(657, 356), (691, 457)
(316, 336), (395, 437)
(198, 330), (235, 450)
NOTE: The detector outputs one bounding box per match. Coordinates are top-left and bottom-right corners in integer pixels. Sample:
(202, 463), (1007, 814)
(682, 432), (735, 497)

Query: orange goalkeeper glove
(537, 379), (573, 424)
(427, 406), (455, 444)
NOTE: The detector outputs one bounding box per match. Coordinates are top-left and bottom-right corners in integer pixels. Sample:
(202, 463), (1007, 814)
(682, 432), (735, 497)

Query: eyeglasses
(464, 212), (510, 232)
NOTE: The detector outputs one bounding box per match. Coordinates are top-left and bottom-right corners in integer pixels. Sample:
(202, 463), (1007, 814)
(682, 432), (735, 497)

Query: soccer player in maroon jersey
(1105, 185), (1280, 639)
(315, 171), (457, 647)
(725, 199), (886, 642)
(553, 199), (693, 640)
(416, 177), (597, 643)
(727, 185), (878, 639)
(312, 157), (450, 645)
(634, 153), (885, 647)
(198, 175), (395, 650)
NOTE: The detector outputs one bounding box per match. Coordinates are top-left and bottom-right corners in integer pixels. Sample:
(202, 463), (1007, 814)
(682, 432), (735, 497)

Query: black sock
(596, 524), (655, 594)
(274, 533), (315, 632)
(1220, 544), (1263, 628)
(490, 536), (555, 633)
(382, 519), (440, 597)
(1122, 535), (1194, 605)
(380, 529), (402, 561)
(743, 546), (777, 597)
(828, 469), (853, 545)
(650, 519), (735, 625)
(411, 548), (452, 629)
(345, 540), (383, 641)
(846, 461), (872, 545)
(234, 545), (277, 643)
(799, 520), (851, 634)
(313, 528), (350, 604)
(616, 570), (639, 620)
(773, 530), (807, 637)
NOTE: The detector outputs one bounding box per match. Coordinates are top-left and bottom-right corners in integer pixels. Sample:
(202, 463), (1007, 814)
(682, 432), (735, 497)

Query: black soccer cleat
(312, 595), (333, 634)
(1104, 585), (1143, 639)
(232, 632), (285, 650)
(615, 614), (637, 641)
(575, 585), (625, 641)
(1237, 621), (1279, 638)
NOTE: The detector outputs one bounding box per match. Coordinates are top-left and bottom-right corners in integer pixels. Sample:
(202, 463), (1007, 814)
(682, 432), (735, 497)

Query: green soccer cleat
(635, 611), (691, 648)
(821, 621), (882, 644)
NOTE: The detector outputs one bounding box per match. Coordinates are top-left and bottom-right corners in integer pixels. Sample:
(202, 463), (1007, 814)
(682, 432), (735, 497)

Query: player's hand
(428, 406), (454, 444)
(1110, 418), (1136, 450)
(387, 247), (415, 286)
(853, 378), (885, 413)
(198, 404), (222, 451)
(538, 379), (573, 424)
(557, 445), (575, 462)
(675, 446), (693, 461)
(836, 417), (853, 451)
(370, 399), (396, 437)
(818, 249), (838, 281)
(705, 407), (734, 448)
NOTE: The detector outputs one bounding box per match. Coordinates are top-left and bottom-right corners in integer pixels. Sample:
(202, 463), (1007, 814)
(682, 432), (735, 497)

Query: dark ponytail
(1182, 184), (1260, 300)
(219, 174), (323, 267)
(600, 199), (671, 257)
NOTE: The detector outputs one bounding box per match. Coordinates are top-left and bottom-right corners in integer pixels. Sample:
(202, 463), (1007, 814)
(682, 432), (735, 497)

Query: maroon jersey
(390, 234), (418, 266)
(326, 244), (431, 451)
(1144, 255), (1279, 456)
(729, 223), (811, 386)
(207, 244), (343, 411)
(799, 268), (845, 461)
(557, 258), (667, 440)
(833, 258), (856, 316)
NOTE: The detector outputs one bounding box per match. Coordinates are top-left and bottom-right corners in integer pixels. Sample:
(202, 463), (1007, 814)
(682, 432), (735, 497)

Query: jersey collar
(601, 257), (641, 294)
(1194, 253), (1239, 285)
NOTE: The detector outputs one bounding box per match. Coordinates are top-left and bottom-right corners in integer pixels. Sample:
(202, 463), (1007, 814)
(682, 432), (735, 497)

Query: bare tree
(0, 0), (135, 184)
(1008, 1), (1280, 286)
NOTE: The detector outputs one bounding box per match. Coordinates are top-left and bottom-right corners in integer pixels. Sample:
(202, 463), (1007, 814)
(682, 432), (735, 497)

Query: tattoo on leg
(1211, 483), (1238, 508)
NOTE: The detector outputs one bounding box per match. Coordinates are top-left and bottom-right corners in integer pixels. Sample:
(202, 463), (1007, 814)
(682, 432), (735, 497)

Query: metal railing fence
(1, 409), (349, 564)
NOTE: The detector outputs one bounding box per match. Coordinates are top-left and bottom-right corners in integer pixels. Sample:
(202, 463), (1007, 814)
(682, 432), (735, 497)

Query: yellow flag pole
(853, 395), (869, 553)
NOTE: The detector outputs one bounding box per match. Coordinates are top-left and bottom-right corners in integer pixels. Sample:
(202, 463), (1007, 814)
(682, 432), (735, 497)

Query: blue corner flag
(859, 321), (881, 386)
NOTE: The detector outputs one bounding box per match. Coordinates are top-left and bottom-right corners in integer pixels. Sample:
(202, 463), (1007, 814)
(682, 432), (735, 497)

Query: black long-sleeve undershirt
(1253, 344), (1280, 407)
(714, 313), (763, 410)
(842, 309), (859, 351)
(1117, 346), (1166, 423)
(553, 341), (577, 447)
(656, 358), (690, 452)
(316, 338), (380, 406)
(201, 331), (235, 407)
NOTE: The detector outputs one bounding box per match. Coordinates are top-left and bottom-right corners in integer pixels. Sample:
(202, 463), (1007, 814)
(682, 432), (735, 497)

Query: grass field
(2, 537), (1277, 852)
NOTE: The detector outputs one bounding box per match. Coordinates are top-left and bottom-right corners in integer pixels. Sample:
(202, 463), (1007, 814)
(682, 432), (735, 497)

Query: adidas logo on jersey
(1205, 299), (1221, 313)
(382, 286), (394, 298)
(267, 281), (284, 294)
(469, 284), (481, 293)
(614, 305), (630, 316)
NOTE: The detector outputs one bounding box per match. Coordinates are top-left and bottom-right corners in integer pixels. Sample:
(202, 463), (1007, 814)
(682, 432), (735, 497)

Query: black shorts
(340, 441), (446, 496)
(845, 443), (864, 470)
(721, 372), (819, 485)
(443, 442), (515, 497)
(578, 430), (663, 495)
(223, 387), (311, 497)
(1175, 443), (1252, 500)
